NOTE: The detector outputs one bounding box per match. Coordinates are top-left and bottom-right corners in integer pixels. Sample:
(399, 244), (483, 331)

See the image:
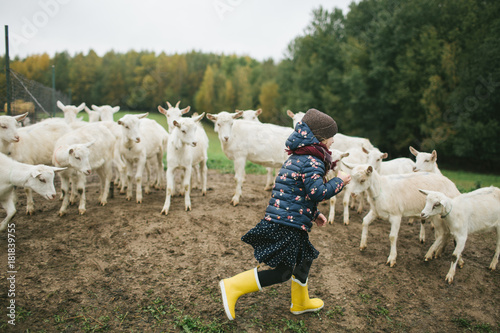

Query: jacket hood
(286, 121), (320, 151)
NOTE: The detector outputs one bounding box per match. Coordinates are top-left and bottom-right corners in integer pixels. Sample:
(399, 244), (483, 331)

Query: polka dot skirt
(241, 219), (319, 268)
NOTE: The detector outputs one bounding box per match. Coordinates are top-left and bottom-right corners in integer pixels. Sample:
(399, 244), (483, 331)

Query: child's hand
(338, 171), (351, 185)
(315, 213), (327, 227)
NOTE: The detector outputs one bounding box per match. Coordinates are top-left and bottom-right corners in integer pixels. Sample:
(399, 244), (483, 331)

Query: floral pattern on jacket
(263, 122), (345, 232)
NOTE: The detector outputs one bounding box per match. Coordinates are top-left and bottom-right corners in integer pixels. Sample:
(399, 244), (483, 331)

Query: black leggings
(257, 260), (312, 288)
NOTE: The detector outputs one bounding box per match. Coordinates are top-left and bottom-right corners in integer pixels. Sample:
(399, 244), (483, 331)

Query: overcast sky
(2, 0), (356, 62)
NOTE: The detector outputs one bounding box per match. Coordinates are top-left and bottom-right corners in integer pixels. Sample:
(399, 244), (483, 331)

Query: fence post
(4, 25), (11, 116)
(51, 65), (56, 117)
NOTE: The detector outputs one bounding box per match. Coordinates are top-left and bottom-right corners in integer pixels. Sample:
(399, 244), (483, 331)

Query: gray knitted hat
(301, 108), (338, 141)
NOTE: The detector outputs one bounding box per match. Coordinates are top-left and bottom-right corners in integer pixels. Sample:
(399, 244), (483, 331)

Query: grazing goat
(0, 118), (71, 214)
(207, 111), (292, 206)
(345, 164), (460, 267)
(420, 187), (500, 283)
(53, 124), (116, 215)
(0, 152), (64, 231)
(161, 113), (205, 215)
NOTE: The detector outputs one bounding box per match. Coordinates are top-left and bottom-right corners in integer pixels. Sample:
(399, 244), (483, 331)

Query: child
(219, 108), (351, 320)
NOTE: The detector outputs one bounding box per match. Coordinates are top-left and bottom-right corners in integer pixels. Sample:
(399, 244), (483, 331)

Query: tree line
(1, 0), (498, 171)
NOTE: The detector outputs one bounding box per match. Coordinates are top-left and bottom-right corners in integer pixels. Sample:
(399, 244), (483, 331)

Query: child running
(219, 108), (351, 320)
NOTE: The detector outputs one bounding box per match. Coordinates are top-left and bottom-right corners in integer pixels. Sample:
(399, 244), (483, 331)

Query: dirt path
(1, 170), (499, 332)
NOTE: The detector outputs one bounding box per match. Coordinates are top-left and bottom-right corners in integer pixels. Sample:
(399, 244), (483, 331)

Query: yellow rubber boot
(219, 267), (262, 320)
(290, 276), (324, 315)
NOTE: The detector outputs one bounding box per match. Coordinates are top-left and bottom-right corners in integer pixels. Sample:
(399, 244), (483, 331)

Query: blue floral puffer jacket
(262, 121), (345, 232)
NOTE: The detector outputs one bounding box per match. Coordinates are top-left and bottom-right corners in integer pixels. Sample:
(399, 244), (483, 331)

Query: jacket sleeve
(302, 159), (345, 203)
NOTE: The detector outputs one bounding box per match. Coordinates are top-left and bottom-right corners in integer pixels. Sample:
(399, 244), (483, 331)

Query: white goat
(0, 152), (64, 231)
(158, 101), (209, 195)
(53, 124), (116, 215)
(409, 146), (442, 174)
(345, 164), (460, 267)
(286, 110), (305, 128)
(0, 118), (71, 214)
(207, 111), (293, 206)
(91, 104), (120, 122)
(84, 106), (100, 122)
(0, 113), (28, 144)
(365, 147), (426, 240)
(239, 108), (275, 191)
(161, 113), (205, 215)
(240, 109), (263, 122)
(57, 101), (86, 124)
(420, 187), (500, 283)
(118, 113), (168, 203)
(326, 149), (350, 224)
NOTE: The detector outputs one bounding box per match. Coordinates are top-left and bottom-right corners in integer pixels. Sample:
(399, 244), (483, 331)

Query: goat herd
(0, 101), (499, 284)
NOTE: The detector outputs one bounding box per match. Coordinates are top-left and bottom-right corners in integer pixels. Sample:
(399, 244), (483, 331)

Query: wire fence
(4, 69), (71, 124)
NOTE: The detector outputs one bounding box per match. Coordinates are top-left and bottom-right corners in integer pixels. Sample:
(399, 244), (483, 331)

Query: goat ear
(382, 153), (388, 159)
(286, 110), (294, 118)
(69, 148), (74, 155)
(255, 109), (262, 116)
(206, 113), (217, 122)
(418, 189), (429, 196)
(173, 120), (181, 128)
(14, 112), (28, 122)
(77, 103), (86, 111)
(91, 104), (100, 111)
(52, 167), (67, 173)
(158, 105), (167, 115)
(137, 112), (149, 119)
(117, 120), (123, 125)
(56, 100), (65, 110)
(31, 170), (41, 178)
(409, 146), (419, 156)
(341, 152), (350, 159)
(366, 165), (373, 174)
(362, 147), (370, 154)
(85, 140), (95, 148)
(181, 106), (190, 114)
(234, 111), (243, 119)
(194, 112), (205, 123)
(431, 150), (437, 161)
(112, 106), (120, 113)
(341, 161), (353, 170)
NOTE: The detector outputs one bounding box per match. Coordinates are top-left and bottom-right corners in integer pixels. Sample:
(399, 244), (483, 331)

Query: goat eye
(433, 203), (440, 208)
(75, 157), (81, 160)
(39, 178), (46, 183)
(360, 180), (365, 183)
(0, 124), (7, 129)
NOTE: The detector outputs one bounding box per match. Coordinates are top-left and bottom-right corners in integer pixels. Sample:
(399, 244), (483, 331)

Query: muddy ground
(1, 170), (499, 332)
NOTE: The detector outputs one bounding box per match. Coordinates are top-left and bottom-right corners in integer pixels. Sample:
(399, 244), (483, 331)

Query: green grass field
(6, 110), (500, 192)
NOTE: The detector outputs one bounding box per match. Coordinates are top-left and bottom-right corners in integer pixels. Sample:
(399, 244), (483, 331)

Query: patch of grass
(282, 318), (308, 333)
(326, 305), (345, 318)
(358, 293), (372, 304)
(452, 316), (496, 332)
(442, 170), (500, 193)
